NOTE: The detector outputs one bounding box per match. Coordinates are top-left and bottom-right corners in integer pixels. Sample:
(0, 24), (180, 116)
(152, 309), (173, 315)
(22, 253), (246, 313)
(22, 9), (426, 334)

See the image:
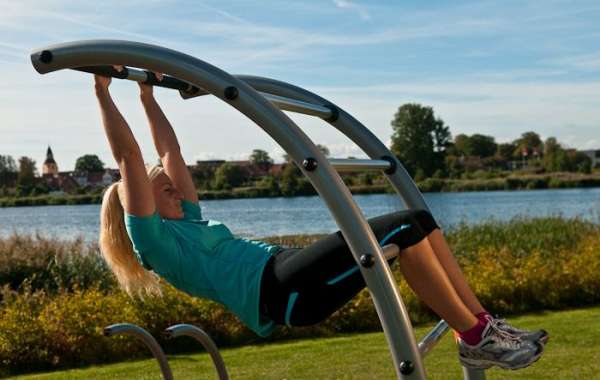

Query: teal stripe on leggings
(285, 292), (299, 327)
(326, 223), (411, 286)
(326, 266), (360, 285)
(380, 223), (411, 245)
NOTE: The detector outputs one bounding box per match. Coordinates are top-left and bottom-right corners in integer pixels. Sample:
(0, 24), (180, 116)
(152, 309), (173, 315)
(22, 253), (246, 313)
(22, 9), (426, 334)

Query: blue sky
(1, 0), (599, 171)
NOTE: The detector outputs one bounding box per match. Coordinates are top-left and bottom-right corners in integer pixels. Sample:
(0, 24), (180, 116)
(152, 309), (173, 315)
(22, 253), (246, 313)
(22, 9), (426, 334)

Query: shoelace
(485, 318), (522, 350)
(484, 315), (525, 335)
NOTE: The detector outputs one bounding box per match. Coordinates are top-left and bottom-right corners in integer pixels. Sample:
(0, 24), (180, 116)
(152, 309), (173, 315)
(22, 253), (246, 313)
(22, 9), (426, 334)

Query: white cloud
(332, 0), (371, 21)
(547, 53), (600, 71)
(327, 143), (368, 159)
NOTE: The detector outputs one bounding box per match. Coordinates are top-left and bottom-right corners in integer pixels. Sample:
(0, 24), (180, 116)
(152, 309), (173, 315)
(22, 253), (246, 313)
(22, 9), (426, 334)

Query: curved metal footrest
(104, 323), (173, 380)
(165, 324), (229, 380)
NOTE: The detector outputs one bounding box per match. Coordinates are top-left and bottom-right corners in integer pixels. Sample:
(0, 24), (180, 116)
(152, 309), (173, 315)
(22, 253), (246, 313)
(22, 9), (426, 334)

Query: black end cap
(302, 157), (318, 171)
(224, 86), (239, 100)
(39, 50), (53, 64)
(381, 155), (397, 175)
(360, 254), (374, 268)
(323, 104), (339, 122)
(399, 360), (414, 375)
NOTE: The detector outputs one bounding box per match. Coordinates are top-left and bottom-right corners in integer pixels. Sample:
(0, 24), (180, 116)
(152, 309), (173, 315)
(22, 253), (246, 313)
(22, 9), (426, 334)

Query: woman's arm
(95, 74), (155, 217)
(139, 82), (199, 204)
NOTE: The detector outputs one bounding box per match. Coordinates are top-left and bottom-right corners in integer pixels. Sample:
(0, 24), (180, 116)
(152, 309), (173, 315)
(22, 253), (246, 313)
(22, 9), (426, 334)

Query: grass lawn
(10, 306), (600, 379)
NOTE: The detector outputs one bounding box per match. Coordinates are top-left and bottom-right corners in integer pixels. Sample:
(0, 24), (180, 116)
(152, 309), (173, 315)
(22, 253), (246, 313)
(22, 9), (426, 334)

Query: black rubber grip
(72, 66), (200, 95)
(74, 65), (129, 79)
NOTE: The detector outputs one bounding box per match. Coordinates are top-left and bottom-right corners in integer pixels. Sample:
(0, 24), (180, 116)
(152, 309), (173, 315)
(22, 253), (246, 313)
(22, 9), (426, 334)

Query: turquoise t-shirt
(124, 200), (279, 337)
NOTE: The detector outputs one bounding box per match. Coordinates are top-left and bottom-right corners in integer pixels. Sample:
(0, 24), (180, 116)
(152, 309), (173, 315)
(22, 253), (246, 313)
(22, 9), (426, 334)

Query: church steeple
(42, 145), (58, 175)
(46, 146), (54, 161)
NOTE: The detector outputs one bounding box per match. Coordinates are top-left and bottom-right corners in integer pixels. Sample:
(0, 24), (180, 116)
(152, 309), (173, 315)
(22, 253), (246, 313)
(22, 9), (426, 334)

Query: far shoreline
(1, 172), (599, 208)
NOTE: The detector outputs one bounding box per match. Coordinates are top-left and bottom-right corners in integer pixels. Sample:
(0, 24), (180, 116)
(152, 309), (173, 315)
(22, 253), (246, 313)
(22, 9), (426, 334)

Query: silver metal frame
(31, 39), (485, 379)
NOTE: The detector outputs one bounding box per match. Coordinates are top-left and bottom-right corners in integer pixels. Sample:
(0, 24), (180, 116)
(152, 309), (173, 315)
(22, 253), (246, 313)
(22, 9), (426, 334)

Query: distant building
(42, 173), (79, 194)
(269, 163), (285, 176)
(38, 146), (121, 193)
(72, 169), (119, 189)
(581, 149), (600, 168)
(42, 146), (59, 175)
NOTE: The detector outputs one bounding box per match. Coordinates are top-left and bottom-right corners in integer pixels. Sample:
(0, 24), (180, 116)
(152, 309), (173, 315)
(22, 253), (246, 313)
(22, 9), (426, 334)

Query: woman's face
(151, 172), (184, 219)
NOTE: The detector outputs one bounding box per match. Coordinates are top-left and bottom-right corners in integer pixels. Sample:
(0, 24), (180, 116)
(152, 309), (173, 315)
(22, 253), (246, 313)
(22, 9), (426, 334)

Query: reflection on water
(0, 188), (598, 242)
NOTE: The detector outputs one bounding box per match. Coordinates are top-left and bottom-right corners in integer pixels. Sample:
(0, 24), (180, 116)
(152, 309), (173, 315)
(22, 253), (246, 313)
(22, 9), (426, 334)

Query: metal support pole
(463, 367), (487, 380)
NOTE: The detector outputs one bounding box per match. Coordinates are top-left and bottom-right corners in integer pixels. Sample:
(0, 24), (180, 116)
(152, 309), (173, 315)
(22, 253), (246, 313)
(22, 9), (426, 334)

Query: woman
(95, 72), (546, 370)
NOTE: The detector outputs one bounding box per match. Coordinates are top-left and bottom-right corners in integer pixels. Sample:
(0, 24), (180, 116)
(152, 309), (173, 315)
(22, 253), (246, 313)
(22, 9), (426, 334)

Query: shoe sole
(460, 344), (544, 370)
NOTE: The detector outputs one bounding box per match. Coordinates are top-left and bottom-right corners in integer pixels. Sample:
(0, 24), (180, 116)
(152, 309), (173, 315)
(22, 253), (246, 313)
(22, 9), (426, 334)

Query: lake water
(0, 188), (598, 242)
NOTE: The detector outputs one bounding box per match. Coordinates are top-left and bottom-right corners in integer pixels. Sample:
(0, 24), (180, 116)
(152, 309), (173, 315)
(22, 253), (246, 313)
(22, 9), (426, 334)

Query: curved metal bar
(235, 75), (429, 212)
(104, 323), (173, 380)
(31, 40), (426, 379)
(165, 324), (229, 380)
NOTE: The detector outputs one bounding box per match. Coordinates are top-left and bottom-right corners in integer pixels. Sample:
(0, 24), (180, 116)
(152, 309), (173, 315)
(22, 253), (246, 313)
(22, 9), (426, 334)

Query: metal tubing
(75, 65), (332, 119)
(329, 158), (392, 172)
(31, 40), (427, 379)
(261, 92), (332, 119)
(462, 368), (487, 380)
(104, 323), (173, 380)
(73, 65), (201, 95)
(234, 76), (429, 211)
(417, 320), (450, 357)
(165, 324), (229, 380)
(382, 244), (400, 260)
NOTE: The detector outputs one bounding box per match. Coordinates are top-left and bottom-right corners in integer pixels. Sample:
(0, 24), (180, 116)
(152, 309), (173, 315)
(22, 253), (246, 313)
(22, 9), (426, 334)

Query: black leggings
(259, 209), (439, 327)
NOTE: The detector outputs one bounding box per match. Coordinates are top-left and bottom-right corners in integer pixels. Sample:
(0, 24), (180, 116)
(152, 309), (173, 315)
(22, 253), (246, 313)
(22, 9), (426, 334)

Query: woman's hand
(95, 65), (124, 95)
(139, 72), (164, 98)
(94, 74), (111, 93)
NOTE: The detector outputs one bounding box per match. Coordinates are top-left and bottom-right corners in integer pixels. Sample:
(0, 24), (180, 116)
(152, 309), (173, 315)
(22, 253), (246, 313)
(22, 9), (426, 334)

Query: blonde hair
(99, 165), (164, 296)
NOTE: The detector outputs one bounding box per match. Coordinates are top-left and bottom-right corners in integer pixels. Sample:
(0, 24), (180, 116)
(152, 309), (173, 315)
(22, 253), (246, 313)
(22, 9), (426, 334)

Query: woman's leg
(396, 237), (477, 331)
(426, 229), (485, 315)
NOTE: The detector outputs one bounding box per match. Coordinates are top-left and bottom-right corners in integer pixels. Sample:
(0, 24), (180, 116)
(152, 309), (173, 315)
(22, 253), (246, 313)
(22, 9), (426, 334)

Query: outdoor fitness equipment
(104, 323), (229, 380)
(31, 40), (486, 380)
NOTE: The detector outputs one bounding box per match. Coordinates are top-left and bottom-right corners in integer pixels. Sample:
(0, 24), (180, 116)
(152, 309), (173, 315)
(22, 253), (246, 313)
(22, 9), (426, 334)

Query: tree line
(390, 103), (593, 181)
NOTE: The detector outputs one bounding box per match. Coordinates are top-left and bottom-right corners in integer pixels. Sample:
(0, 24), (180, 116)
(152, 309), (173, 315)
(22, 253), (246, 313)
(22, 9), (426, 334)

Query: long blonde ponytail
(99, 181), (161, 296)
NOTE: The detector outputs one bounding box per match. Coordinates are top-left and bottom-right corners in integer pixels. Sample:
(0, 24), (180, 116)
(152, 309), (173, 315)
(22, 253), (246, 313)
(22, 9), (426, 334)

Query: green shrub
(417, 178), (445, 192)
(0, 234), (114, 293)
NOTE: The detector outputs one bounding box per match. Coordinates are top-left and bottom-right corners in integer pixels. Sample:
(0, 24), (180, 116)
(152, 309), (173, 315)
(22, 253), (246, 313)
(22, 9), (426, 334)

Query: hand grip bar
(73, 65), (203, 96)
